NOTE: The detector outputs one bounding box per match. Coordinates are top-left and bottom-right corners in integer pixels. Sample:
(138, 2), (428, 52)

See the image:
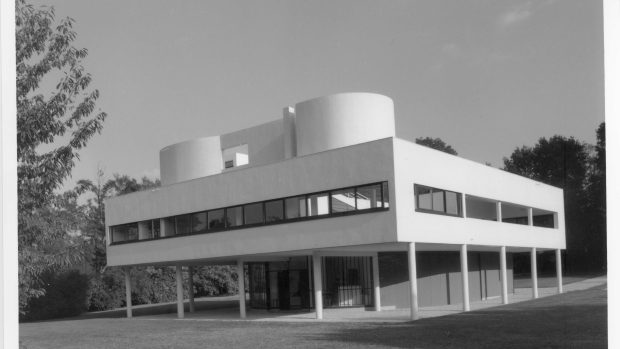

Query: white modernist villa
(105, 92), (566, 320)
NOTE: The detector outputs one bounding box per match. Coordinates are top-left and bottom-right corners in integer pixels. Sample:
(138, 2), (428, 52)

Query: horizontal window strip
(109, 181), (390, 245)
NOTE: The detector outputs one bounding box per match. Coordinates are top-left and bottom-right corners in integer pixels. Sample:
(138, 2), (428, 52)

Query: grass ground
(19, 283), (607, 349)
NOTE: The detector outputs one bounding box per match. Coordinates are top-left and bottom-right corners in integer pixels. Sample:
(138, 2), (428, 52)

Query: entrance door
(277, 271), (290, 310)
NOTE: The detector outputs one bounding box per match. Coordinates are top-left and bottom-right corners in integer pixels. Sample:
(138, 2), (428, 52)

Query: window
(191, 212), (207, 233)
(331, 188), (356, 213)
(285, 196), (307, 219)
(356, 184), (381, 210)
(227, 206), (243, 227)
(176, 214), (191, 235)
(111, 223), (138, 243)
(382, 182), (390, 208)
(152, 219), (160, 238)
(162, 217), (176, 237)
(208, 209), (225, 230)
(265, 200), (284, 222)
(307, 192), (330, 216)
(465, 195), (498, 221)
(110, 181), (390, 245)
(244, 203), (264, 225)
(414, 184), (462, 217)
(138, 221), (153, 240)
(501, 202), (528, 225)
(532, 208), (556, 228)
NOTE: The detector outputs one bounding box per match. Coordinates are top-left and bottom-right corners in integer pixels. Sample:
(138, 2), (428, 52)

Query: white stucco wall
(294, 93), (395, 157)
(220, 119), (285, 169)
(392, 138), (566, 249)
(159, 136), (223, 185)
(105, 138), (397, 266)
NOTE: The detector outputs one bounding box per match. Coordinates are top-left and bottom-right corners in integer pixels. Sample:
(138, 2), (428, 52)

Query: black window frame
(414, 184), (463, 218)
(109, 181), (390, 245)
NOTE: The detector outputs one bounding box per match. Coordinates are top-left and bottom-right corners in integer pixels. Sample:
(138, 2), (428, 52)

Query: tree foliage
(16, 0), (107, 312)
(415, 137), (458, 155)
(503, 126), (606, 272)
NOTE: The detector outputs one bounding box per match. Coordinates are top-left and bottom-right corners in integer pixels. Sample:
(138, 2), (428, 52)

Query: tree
(415, 137), (458, 155)
(17, 0), (107, 312)
(503, 134), (604, 272)
(583, 123), (606, 270)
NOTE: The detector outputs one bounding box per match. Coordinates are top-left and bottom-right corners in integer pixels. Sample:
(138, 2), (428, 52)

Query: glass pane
(432, 191), (444, 212)
(382, 182), (389, 208)
(162, 217), (176, 236)
(308, 192), (329, 216)
(227, 206), (243, 227)
(244, 203), (264, 225)
(152, 219), (160, 238)
(176, 214), (191, 235)
(191, 212), (207, 232)
(111, 226), (125, 242)
(445, 192), (459, 215)
(265, 200), (284, 222)
(207, 209), (225, 230)
(126, 224), (138, 241)
(331, 188), (356, 213)
(416, 186), (432, 210)
(138, 221), (152, 240)
(285, 196), (307, 219)
(357, 184), (380, 210)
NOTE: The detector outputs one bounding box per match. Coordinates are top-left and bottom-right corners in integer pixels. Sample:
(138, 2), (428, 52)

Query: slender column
(407, 242), (419, 320)
(527, 208), (533, 226)
(237, 260), (246, 318)
(460, 244), (470, 311)
(312, 252), (323, 319)
(308, 256), (314, 308)
(496, 202), (502, 222)
(462, 194), (467, 218)
(188, 266), (195, 313)
(500, 246), (508, 304)
(176, 265), (184, 318)
(531, 248), (538, 299)
(372, 254), (381, 311)
(556, 249), (563, 294)
(124, 268), (132, 318)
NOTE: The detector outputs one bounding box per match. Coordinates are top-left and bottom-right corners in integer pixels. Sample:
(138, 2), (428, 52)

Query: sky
(31, 0), (604, 191)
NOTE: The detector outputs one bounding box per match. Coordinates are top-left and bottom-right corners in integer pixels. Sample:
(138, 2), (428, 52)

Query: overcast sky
(33, 0), (604, 190)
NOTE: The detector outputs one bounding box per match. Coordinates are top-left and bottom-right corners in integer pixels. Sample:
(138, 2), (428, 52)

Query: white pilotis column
(124, 268), (132, 318)
(531, 248), (538, 299)
(312, 252), (323, 319)
(500, 246), (508, 304)
(176, 265), (184, 318)
(237, 260), (246, 319)
(188, 266), (195, 313)
(556, 249), (563, 294)
(372, 253), (381, 311)
(496, 202), (502, 222)
(407, 242), (419, 320)
(460, 244), (470, 311)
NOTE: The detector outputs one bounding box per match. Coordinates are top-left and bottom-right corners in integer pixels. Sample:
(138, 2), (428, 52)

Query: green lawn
(20, 284), (607, 349)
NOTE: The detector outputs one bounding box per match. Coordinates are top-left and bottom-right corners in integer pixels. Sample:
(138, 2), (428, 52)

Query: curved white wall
(294, 93), (395, 157)
(160, 136), (223, 185)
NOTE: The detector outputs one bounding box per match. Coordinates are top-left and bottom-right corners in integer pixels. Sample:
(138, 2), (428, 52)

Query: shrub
(22, 270), (89, 321)
(87, 270), (125, 311)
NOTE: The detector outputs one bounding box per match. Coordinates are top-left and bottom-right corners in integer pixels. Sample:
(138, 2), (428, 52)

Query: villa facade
(105, 92), (566, 319)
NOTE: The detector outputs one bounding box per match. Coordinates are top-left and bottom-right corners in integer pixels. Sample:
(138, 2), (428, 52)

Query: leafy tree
(415, 137), (458, 155)
(16, 0), (106, 312)
(583, 123), (606, 270)
(503, 133), (605, 272)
